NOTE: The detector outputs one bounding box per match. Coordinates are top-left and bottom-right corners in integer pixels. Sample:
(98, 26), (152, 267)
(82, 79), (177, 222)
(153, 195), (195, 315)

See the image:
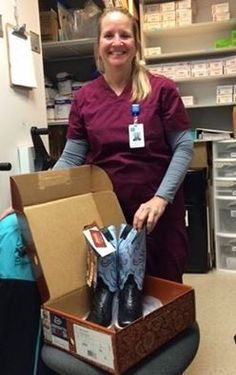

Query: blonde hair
(94, 8), (151, 102)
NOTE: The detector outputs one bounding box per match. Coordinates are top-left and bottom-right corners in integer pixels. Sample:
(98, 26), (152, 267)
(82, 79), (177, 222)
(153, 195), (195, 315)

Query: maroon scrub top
(68, 73), (190, 282)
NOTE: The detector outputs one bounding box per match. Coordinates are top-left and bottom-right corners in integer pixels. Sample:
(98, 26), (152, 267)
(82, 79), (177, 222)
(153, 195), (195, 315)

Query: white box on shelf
(209, 69), (223, 76)
(162, 11), (176, 21)
(160, 2), (176, 12)
(144, 4), (160, 14)
(181, 95), (196, 106)
(144, 47), (162, 58)
(176, 0), (195, 10)
(144, 13), (162, 22)
(224, 56), (236, 67)
(212, 12), (230, 22)
(149, 65), (163, 74)
(216, 85), (233, 94)
(162, 20), (176, 28)
(212, 2), (230, 15)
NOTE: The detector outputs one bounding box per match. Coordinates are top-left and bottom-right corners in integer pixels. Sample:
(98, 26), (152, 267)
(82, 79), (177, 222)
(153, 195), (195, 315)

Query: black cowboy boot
(117, 225), (146, 327)
(87, 225), (117, 327)
(87, 277), (115, 327)
(118, 274), (143, 327)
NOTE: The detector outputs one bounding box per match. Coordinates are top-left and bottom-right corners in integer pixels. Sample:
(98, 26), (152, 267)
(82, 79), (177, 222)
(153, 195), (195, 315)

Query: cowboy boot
(87, 225), (117, 327)
(117, 224), (146, 327)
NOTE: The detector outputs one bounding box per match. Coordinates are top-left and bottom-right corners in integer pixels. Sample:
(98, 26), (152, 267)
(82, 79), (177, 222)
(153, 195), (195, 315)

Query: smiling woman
(53, 7), (193, 327)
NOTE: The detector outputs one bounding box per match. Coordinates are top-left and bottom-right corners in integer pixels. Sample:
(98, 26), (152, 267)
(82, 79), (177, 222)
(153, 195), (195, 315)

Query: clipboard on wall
(6, 23), (37, 89)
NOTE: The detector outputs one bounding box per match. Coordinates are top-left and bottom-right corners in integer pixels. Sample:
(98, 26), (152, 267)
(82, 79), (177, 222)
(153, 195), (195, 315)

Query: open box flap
(10, 166), (125, 302)
(10, 165), (113, 209)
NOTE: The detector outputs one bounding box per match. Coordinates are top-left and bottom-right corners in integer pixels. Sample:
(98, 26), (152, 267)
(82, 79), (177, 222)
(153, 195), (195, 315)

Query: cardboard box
(190, 141), (208, 168)
(40, 10), (58, 42)
(10, 166), (196, 374)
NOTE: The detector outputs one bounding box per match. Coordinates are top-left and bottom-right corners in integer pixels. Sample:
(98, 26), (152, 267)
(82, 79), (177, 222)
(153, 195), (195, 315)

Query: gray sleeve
(53, 139), (88, 170)
(155, 129), (193, 203)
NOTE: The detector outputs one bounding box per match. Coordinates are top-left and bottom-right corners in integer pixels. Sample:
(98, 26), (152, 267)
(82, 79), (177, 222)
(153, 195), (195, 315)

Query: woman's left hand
(133, 196), (168, 234)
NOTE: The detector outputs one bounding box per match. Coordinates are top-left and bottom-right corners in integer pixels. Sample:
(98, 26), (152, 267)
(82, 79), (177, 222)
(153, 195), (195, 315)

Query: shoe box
(10, 165), (196, 374)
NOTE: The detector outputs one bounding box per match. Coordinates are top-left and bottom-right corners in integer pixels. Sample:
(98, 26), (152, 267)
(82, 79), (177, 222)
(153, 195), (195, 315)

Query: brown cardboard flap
(10, 166), (125, 302)
(10, 165), (113, 211)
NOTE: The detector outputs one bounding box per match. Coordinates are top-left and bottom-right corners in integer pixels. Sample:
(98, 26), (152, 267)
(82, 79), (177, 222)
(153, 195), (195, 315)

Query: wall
(0, 0), (46, 212)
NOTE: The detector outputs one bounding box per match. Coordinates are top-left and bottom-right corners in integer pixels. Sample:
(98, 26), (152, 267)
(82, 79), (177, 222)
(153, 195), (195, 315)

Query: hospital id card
(128, 123), (145, 148)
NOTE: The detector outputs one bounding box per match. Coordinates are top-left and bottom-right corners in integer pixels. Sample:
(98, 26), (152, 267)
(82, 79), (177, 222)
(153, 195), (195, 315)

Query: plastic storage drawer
(215, 141), (236, 159)
(215, 161), (236, 178)
(217, 236), (236, 270)
(215, 180), (236, 197)
(218, 199), (236, 233)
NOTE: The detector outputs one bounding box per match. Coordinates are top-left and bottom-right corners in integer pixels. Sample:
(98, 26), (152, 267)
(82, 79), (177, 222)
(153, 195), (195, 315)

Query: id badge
(128, 123), (145, 148)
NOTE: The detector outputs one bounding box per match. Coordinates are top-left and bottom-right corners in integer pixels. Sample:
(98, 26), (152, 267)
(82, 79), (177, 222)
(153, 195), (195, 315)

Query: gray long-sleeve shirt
(53, 129), (193, 203)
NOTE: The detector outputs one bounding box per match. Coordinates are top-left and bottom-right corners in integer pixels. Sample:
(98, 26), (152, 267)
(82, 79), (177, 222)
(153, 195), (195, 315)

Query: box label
(50, 313), (69, 351)
(73, 324), (114, 369)
(41, 309), (52, 342)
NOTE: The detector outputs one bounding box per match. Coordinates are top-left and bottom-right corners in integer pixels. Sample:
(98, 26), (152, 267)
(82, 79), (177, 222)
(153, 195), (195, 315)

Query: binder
(6, 23), (37, 89)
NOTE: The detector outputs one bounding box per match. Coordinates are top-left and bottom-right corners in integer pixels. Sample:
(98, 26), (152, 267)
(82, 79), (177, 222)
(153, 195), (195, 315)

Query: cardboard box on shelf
(40, 9), (58, 42)
(10, 166), (196, 374)
(190, 141), (208, 168)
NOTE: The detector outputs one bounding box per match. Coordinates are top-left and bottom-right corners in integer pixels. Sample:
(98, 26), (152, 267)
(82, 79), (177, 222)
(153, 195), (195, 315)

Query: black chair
(0, 162), (12, 171)
(42, 322), (200, 375)
(30, 127), (56, 171)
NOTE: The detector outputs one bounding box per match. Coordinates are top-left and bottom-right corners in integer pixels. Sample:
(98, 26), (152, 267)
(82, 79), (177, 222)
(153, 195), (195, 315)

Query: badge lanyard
(128, 104), (145, 149)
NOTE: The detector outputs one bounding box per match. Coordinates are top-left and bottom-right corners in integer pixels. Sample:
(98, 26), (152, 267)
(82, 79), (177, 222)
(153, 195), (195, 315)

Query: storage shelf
(42, 38), (96, 60)
(145, 47), (236, 62)
(146, 71), (236, 83)
(144, 19), (236, 38)
(186, 103), (236, 109)
(176, 74), (236, 83)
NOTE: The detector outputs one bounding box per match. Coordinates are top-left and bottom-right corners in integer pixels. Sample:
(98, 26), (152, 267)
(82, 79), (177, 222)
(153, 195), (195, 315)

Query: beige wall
(0, 0), (46, 212)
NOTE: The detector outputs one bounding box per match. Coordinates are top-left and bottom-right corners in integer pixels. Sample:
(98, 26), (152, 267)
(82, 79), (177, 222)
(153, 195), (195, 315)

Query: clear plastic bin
(218, 236), (236, 269)
(218, 199), (236, 232)
(215, 141), (236, 159)
(215, 161), (236, 178)
(215, 180), (236, 197)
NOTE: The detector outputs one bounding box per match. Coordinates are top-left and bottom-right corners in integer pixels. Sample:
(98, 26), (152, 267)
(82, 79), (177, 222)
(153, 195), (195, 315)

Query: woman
(54, 8), (193, 326)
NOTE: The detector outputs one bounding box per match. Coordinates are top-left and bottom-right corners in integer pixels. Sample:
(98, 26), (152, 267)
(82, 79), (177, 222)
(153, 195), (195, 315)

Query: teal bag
(0, 212), (35, 281)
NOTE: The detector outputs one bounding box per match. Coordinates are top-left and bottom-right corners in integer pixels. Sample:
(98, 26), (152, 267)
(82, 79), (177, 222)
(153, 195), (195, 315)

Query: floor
(183, 270), (236, 375)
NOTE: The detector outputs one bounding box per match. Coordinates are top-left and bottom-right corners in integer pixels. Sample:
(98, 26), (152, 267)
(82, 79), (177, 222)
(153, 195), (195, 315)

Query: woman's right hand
(133, 196), (168, 234)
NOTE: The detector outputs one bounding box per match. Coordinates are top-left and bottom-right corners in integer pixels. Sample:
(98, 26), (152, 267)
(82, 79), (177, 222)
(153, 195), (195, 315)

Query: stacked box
(162, 63), (177, 80)
(144, 47), (162, 58)
(216, 85), (233, 104)
(224, 56), (236, 75)
(148, 65), (163, 75)
(212, 2), (230, 22)
(175, 62), (191, 79)
(176, 0), (197, 26)
(208, 59), (224, 76)
(181, 95), (196, 106)
(143, 0), (197, 31)
(40, 9), (58, 42)
(191, 60), (209, 77)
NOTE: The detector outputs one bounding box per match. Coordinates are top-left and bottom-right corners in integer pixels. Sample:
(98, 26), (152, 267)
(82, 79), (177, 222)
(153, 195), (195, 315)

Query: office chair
(30, 126), (56, 171)
(42, 322), (200, 375)
(0, 162), (12, 171)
